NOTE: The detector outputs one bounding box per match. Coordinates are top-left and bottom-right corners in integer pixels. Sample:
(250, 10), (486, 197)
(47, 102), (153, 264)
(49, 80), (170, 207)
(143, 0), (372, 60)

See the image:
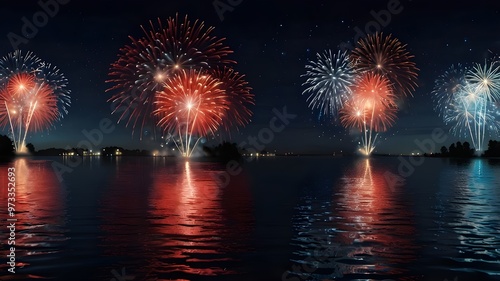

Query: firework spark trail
(451, 84), (479, 149)
(467, 61), (500, 151)
(0, 51), (70, 153)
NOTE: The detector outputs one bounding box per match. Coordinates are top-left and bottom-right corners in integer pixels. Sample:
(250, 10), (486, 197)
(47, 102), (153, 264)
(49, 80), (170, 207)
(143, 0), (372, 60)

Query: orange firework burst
(154, 69), (229, 157)
(340, 72), (397, 155)
(351, 32), (418, 97)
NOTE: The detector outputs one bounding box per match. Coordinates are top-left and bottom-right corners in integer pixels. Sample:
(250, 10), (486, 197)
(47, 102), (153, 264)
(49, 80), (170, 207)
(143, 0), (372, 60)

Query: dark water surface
(1, 156), (500, 280)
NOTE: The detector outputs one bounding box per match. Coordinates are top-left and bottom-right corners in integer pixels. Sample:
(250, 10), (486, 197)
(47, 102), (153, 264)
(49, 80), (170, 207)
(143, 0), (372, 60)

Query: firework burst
(432, 64), (467, 117)
(302, 50), (356, 119)
(466, 61), (500, 102)
(340, 72), (397, 155)
(107, 14), (235, 139)
(211, 66), (254, 131)
(435, 60), (500, 152)
(467, 61), (500, 151)
(301, 33), (418, 156)
(351, 32), (418, 98)
(154, 69), (229, 157)
(446, 84), (500, 150)
(340, 98), (368, 130)
(0, 51), (70, 153)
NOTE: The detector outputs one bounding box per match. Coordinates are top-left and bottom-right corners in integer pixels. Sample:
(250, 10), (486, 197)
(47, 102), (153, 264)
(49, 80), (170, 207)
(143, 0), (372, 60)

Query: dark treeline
(5, 134), (500, 159)
(0, 136), (153, 157)
(484, 140), (500, 157)
(36, 147), (68, 156)
(438, 141), (475, 157)
(202, 142), (242, 162)
(432, 140), (500, 157)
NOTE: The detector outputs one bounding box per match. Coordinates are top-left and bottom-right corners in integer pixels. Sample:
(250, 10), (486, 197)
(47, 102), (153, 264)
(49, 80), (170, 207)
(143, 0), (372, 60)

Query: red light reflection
(0, 158), (67, 274)
(100, 158), (254, 278)
(334, 159), (417, 277)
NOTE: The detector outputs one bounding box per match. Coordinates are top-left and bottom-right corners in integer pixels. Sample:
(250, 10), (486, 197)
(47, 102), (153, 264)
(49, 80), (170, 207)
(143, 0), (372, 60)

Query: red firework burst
(154, 69), (229, 139)
(350, 72), (396, 110)
(7, 73), (36, 95)
(351, 32), (418, 97)
(0, 73), (58, 133)
(340, 72), (397, 132)
(339, 97), (368, 130)
(211, 66), (254, 130)
(106, 14), (235, 139)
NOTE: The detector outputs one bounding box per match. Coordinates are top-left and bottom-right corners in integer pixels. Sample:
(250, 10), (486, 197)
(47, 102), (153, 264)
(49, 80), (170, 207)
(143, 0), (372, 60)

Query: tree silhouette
(0, 135), (15, 158)
(440, 146), (448, 155)
(442, 141), (475, 157)
(26, 143), (35, 154)
(203, 142), (241, 162)
(462, 141), (474, 157)
(485, 140), (500, 157)
(449, 143), (456, 155)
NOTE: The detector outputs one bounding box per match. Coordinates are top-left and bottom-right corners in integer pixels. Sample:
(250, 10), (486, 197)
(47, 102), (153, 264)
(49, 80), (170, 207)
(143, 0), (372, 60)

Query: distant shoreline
(6, 153), (500, 160)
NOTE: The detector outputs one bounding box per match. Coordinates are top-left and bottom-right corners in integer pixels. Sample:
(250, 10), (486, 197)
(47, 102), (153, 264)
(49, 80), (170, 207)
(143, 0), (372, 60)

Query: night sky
(1, 0), (499, 154)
